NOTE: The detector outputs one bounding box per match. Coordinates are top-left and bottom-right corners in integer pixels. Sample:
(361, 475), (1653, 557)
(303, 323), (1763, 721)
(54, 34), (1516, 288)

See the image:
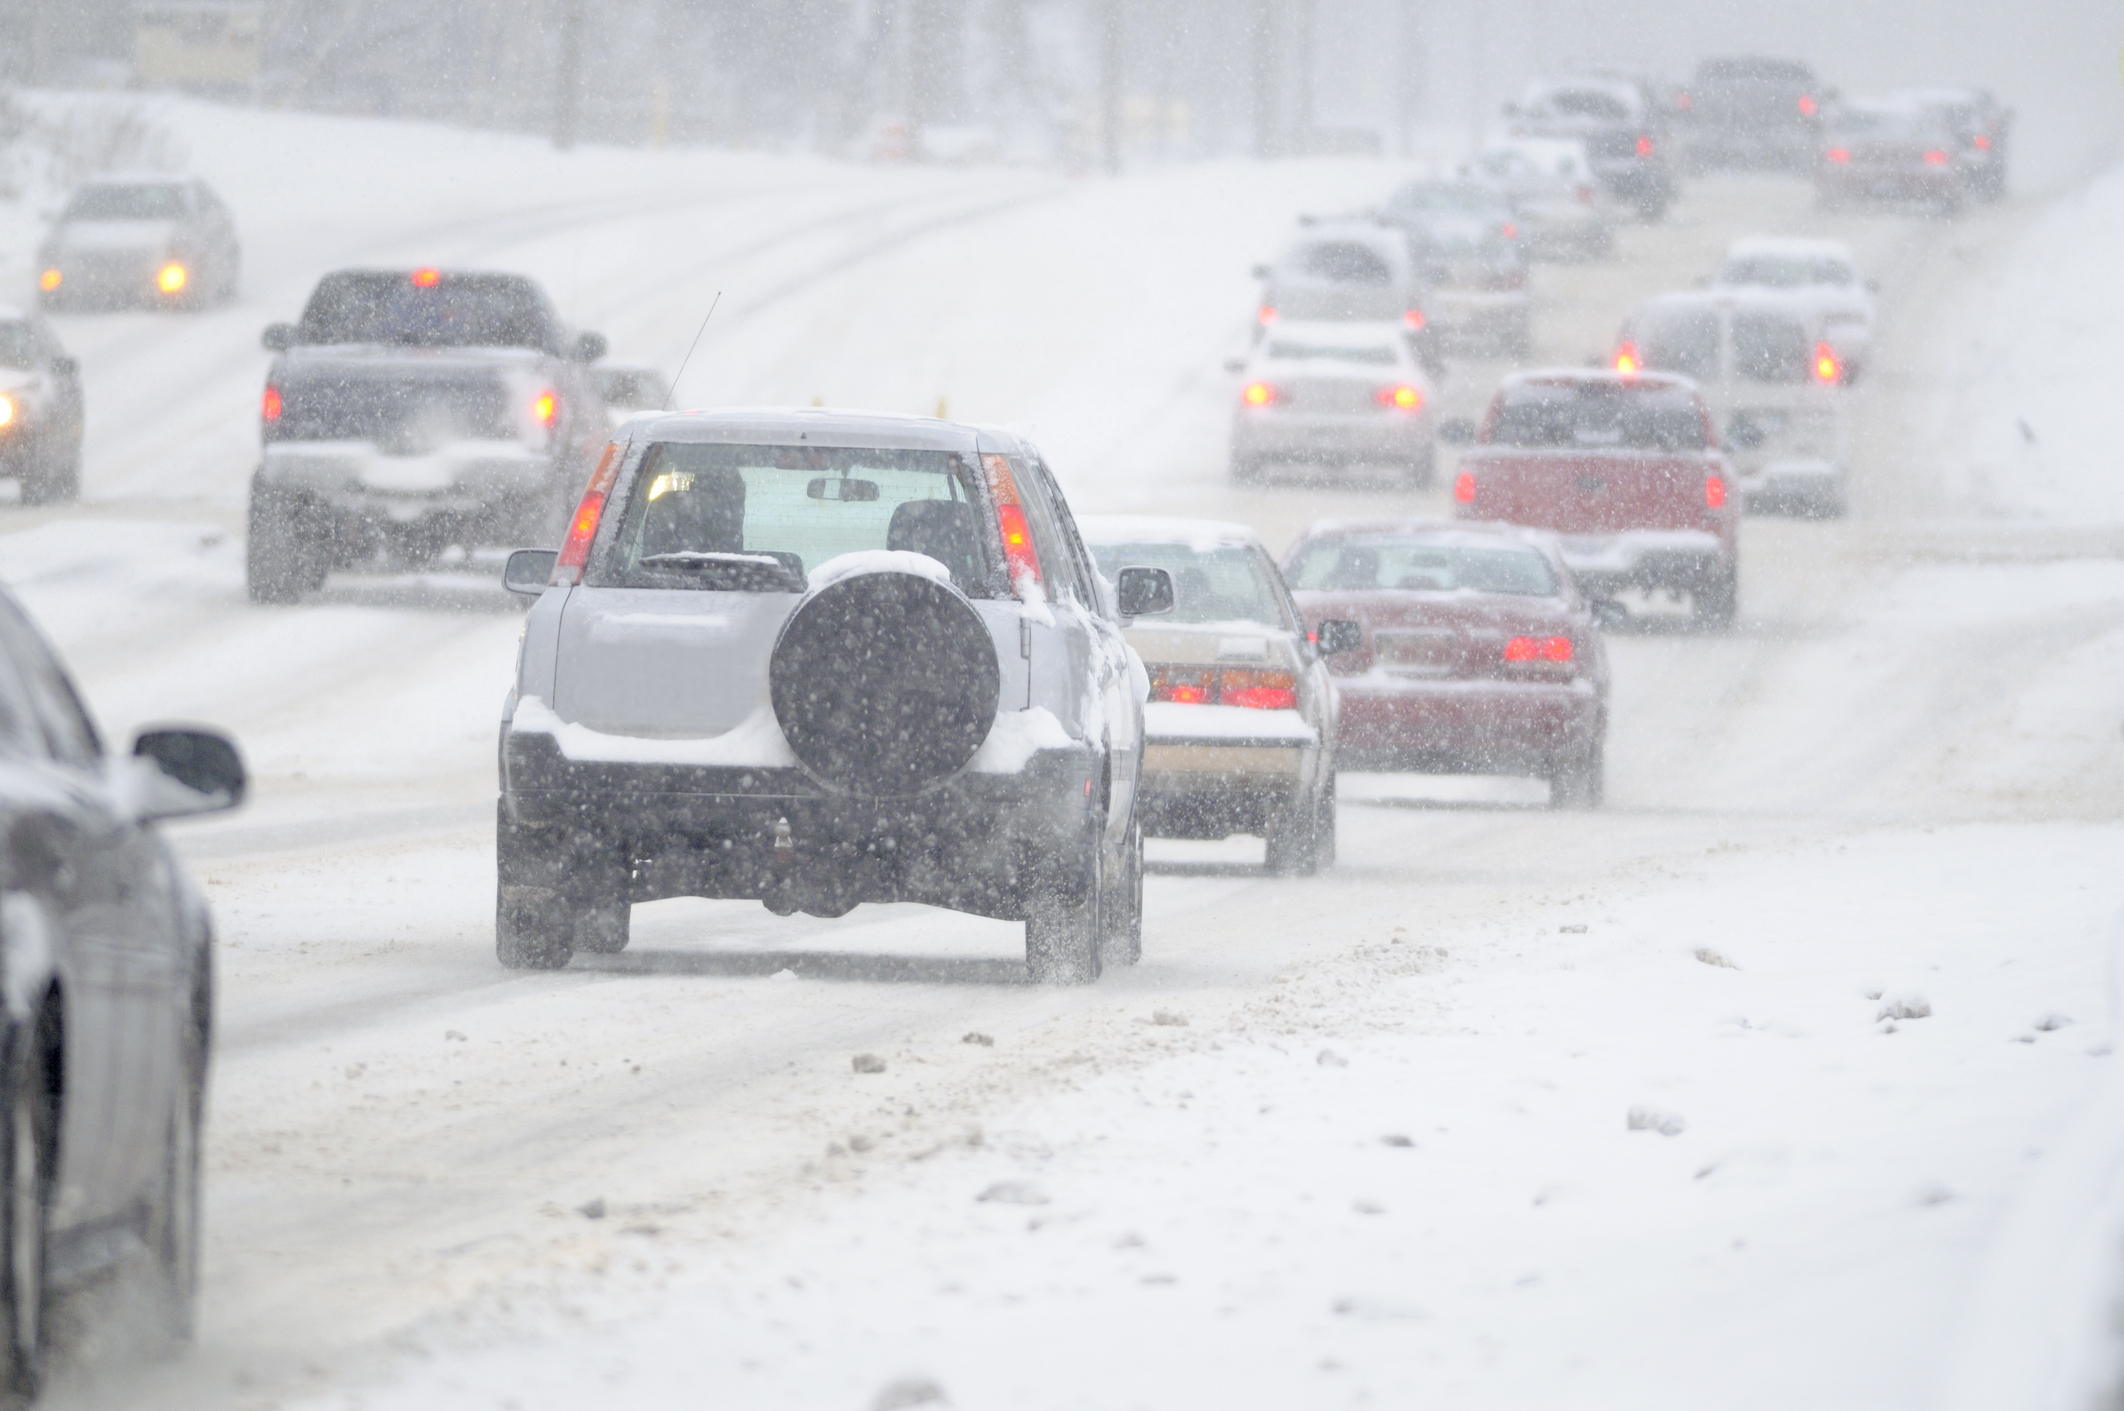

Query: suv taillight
(981, 453), (1043, 597)
(261, 384), (282, 422)
(553, 442), (620, 584)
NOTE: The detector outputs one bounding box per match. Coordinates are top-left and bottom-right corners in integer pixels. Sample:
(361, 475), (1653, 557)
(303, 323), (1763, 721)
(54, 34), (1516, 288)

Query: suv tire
(18, 438), (78, 507)
(1265, 781), (1333, 876)
(1026, 839), (1103, 985)
(144, 1011), (204, 1345)
(496, 885), (574, 970)
(1549, 741), (1605, 809)
(0, 1028), (52, 1400)
(1098, 821), (1143, 969)
(1693, 566), (1738, 631)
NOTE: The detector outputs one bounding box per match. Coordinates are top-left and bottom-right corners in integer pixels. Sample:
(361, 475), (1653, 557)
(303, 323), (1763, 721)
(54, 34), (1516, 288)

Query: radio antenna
(663, 291), (722, 411)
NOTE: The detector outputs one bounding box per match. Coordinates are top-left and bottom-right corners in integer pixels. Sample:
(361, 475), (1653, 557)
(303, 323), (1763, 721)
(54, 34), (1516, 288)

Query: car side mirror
(261, 322), (295, 352)
(504, 548), (559, 596)
(48, 355), (76, 377)
(1438, 418), (1477, 446)
(1314, 619), (1363, 656)
(123, 727), (246, 822)
(1250, 263), (1271, 279)
(1115, 566), (1174, 618)
(1592, 599), (1628, 628)
(572, 330), (609, 363)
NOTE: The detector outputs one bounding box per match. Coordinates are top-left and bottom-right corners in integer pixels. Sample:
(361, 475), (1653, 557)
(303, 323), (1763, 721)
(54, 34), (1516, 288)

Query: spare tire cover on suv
(770, 569), (1001, 796)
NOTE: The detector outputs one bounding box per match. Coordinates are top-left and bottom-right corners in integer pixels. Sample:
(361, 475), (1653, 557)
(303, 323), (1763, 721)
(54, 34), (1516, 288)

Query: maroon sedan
(1286, 520), (1610, 807)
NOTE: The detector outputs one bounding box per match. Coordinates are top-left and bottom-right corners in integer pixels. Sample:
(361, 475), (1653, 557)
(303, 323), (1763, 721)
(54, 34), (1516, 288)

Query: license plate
(1374, 630), (1457, 675)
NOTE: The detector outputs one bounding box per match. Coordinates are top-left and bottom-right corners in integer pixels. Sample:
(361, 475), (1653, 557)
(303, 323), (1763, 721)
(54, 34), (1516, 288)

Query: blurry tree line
(0, 0), (1435, 166)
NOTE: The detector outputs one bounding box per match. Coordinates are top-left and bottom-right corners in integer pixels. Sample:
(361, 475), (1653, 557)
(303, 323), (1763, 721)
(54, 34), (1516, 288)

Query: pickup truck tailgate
(1457, 449), (1723, 535)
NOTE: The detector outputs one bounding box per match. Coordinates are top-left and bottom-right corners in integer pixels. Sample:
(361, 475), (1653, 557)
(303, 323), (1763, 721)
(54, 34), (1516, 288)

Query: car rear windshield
(1087, 543), (1289, 629)
(1292, 242), (1394, 285)
(1489, 382), (1707, 451)
(297, 272), (556, 350)
(1731, 311), (1813, 382)
(1698, 59), (1812, 84)
(1264, 341), (1398, 365)
(1386, 182), (1504, 216)
(63, 184), (186, 220)
(1828, 109), (1943, 142)
(1720, 255), (1854, 287)
(1287, 539), (1559, 597)
(1538, 91), (1631, 121)
(597, 444), (988, 594)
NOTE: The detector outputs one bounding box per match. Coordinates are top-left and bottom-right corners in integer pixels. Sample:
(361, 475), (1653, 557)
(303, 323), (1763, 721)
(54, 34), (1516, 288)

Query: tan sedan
(1080, 516), (1349, 875)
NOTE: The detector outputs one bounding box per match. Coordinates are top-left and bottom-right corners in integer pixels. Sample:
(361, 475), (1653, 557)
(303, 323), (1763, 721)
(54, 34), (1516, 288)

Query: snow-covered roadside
(277, 821), (2119, 1411)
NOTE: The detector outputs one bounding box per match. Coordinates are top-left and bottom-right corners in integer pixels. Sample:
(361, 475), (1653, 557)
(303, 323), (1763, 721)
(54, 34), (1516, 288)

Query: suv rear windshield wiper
(635, 551), (806, 592)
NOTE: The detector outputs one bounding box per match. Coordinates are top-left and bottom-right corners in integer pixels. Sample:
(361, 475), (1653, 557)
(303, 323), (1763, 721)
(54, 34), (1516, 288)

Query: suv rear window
(1296, 243), (1393, 284)
(63, 184), (186, 220)
(1489, 382), (1707, 452)
(297, 272), (557, 350)
(1732, 311), (1811, 383)
(1719, 255), (1854, 287)
(1631, 307), (1720, 381)
(1287, 539), (1558, 597)
(597, 444), (989, 594)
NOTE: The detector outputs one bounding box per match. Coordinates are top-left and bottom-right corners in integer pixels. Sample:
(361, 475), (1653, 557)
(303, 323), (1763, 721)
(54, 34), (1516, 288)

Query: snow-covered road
(2, 99), (2120, 1409)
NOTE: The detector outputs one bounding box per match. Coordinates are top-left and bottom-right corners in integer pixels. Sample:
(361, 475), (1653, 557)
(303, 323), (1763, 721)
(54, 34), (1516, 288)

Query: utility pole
(1250, 0), (1275, 160)
(1397, 0), (1424, 158)
(1466, 0), (1486, 158)
(552, 0), (584, 149)
(1099, 0), (1122, 174)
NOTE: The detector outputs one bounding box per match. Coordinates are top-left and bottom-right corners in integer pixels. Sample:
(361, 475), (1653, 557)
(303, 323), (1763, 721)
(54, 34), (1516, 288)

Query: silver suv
(497, 409), (1171, 983)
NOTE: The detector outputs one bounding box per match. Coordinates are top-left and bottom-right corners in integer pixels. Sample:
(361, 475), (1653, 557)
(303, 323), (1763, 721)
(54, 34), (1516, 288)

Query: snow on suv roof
(623, 407), (1027, 457)
(1076, 515), (1260, 551)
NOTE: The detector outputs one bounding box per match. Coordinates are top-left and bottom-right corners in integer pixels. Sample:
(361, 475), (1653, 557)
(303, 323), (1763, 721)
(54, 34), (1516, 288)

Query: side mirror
(261, 322), (295, 352)
(1250, 263), (1271, 280)
(504, 548), (559, 595)
(1115, 566), (1174, 618)
(1592, 598), (1628, 627)
(48, 355), (76, 377)
(1314, 619), (1363, 656)
(124, 727), (246, 822)
(572, 330), (609, 363)
(1437, 418), (1477, 446)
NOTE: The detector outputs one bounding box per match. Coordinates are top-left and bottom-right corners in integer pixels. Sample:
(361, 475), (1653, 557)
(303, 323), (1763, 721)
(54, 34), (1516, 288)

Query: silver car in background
(1466, 138), (1616, 261)
(1230, 320), (1438, 487)
(36, 176), (240, 311)
(1712, 237), (1877, 380)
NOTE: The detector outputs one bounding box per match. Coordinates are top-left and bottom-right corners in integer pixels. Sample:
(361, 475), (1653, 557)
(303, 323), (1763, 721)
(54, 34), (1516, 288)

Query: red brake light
(261, 384), (282, 422)
(1613, 342), (1641, 376)
(1242, 381), (1278, 407)
(1635, 133), (1654, 157)
(1676, 92), (1694, 111)
(982, 453), (1043, 596)
(554, 442), (621, 583)
(1812, 342), (1842, 384)
(1501, 221), (1519, 240)
(411, 267), (442, 288)
(1257, 304), (1278, 325)
(1542, 636), (1573, 662)
(1503, 636), (1573, 664)
(1222, 676), (1297, 710)
(1974, 133), (1992, 151)
(1705, 475), (1727, 508)
(1797, 94), (1817, 116)
(1374, 384), (1423, 412)
(1453, 471), (1476, 504)
(1923, 149), (1949, 167)
(1152, 666), (1293, 708)
(1575, 183), (1595, 205)
(533, 390), (558, 426)
(1826, 147), (1850, 163)
(1503, 636), (1536, 662)
(1403, 308), (1425, 330)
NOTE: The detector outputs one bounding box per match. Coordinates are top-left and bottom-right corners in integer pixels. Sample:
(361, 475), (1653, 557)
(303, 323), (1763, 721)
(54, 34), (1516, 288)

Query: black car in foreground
(0, 585), (245, 1396)
(246, 268), (610, 602)
(0, 310), (84, 506)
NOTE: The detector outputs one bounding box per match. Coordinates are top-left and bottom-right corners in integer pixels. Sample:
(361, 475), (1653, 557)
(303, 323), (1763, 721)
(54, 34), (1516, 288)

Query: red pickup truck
(1450, 370), (1738, 627)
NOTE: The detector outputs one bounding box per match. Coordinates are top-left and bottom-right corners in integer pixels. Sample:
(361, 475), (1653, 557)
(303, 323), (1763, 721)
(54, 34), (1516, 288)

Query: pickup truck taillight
(1454, 471), (1476, 503)
(533, 390), (558, 427)
(1150, 665), (1296, 709)
(1257, 304), (1278, 325)
(1923, 149), (1949, 167)
(1813, 343), (1843, 384)
(1403, 308), (1425, 331)
(1826, 147), (1850, 163)
(1613, 342), (1641, 376)
(1635, 134), (1654, 158)
(261, 384), (282, 422)
(1705, 475), (1727, 509)
(1241, 381), (1280, 407)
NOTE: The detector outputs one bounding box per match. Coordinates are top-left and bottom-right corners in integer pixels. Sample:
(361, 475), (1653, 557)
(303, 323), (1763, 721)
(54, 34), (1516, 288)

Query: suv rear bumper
(501, 727), (1102, 922)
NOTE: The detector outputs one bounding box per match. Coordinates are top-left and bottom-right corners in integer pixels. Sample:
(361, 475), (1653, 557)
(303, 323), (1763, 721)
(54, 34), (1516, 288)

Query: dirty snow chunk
(1352, 1198), (1385, 1214)
(1560, 923), (1588, 934)
(443, 1029), (467, 1041)
(1151, 1010), (1189, 1027)
(975, 1180), (1049, 1206)
(961, 1032), (994, 1046)
(1913, 1183), (1956, 1207)
(1382, 1134), (1415, 1148)
(1332, 1295), (1428, 1321)
(510, 695), (796, 768)
(1318, 1049), (1350, 1068)
(577, 1197), (606, 1220)
(852, 1053), (887, 1074)
(2033, 1012), (2074, 1031)
(1695, 947), (1739, 969)
(806, 549), (956, 592)
(872, 1376), (950, 1410)
(768, 967), (798, 982)
(1627, 1106), (1688, 1136)
(966, 707), (1074, 774)
(1878, 992), (1932, 1021)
